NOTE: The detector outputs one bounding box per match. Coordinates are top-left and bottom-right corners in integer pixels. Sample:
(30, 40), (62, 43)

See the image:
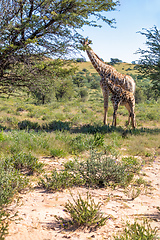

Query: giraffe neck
(86, 48), (111, 76)
(85, 45), (135, 94)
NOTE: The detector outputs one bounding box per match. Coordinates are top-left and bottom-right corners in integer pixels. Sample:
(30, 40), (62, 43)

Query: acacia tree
(137, 26), (160, 100)
(0, 0), (119, 94)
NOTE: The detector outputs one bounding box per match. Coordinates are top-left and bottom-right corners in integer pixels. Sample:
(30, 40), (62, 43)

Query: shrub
(3, 152), (43, 175)
(39, 151), (140, 191)
(79, 88), (88, 100)
(55, 78), (74, 101)
(125, 186), (141, 200)
(73, 151), (134, 188)
(69, 135), (89, 154)
(0, 164), (28, 207)
(90, 80), (100, 89)
(43, 120), (71, 131)
(18, 120), (40, 131)
(114, 219), (158, 240)
(121, 156), (142, 173)
(69, 133), (104, 154)
(39, 169), (84, 191)
(55, 192), (108, 229)
(135, 87), (145, 104)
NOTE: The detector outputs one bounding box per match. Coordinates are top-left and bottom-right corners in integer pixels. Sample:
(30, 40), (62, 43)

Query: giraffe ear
(88, 39), (92, 45)
(85, 38), (92, 45)
(80, 38), (86, 45)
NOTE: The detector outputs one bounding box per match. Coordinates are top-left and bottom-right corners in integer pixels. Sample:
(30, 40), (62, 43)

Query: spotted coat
(83, 39), (136, 126)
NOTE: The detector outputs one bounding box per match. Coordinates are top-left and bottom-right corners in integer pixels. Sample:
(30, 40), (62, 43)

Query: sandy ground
(6, 156), (160, 240)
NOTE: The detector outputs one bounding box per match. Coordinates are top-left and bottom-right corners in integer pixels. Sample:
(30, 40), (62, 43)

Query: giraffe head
(80, 38), (92, 49)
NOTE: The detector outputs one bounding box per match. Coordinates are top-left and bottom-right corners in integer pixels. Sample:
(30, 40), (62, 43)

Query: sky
(79, 0), (160, 63)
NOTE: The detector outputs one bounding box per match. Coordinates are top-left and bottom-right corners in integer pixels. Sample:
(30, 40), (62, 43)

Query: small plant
(134, 177), (148, 187)
(121, 156), (142, 173)
(0, 208), (9, 240)
(55, 192), (108, 229)
(50, 148), (67, 158)
(114, 219), (158, 240)
(69, 135), (87, 154)
(125, 186), (141, 200)
(39, 169), (84, 191)
(0, 130), (5, 142)
(92, 133), (104, 147)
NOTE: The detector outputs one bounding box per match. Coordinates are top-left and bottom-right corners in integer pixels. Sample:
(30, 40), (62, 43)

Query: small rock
(91, 234), (95, 238)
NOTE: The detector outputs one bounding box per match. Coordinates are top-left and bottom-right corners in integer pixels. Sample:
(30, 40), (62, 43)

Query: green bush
(39, 169), (84, 191)
(135, 87), (146, 104)
(121, 156), (142, 173)
(0, 164), (28, 207)
(55, 78), (74, 101)
(43, 120), (71, 131)
(3, 152), (43, 175)
(55, 192), (108, 229)
(79, 88), (88, 99)
(74, 151), (134, 188)
(90, 80), (100, 89)
(114, 219), (158, 240)
(40, 151), (137, 191)
(18, 120), (40, 130)
(92, 133), (104, 147)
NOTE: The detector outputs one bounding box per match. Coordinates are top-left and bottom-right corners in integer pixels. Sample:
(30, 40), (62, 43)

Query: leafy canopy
(137, 26), (160, 98)
(0, 0), (119, 94)
(0, 0), (119, 63)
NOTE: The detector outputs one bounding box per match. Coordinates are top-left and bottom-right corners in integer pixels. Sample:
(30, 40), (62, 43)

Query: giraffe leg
(131, 111), (136, 129)
(128, 113), (131, 126)
(100, 83), (109, 125)
(112, 103), (119, 127)
(103, 103), (108, 125)
(125, 103), (131, 126)
(129, 104), (136, 129)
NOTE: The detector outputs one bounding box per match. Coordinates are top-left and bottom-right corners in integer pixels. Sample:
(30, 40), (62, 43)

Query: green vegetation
(0, 5), (159, 238)
(136, 26), (160, 99)
(0, 208), (10, 240)
(39, 169), (84, 191)
(39, 151), (142, 191)
(114, 219), (158, 240)
(4, 152), (43, 175)
(0, 161), (28, 207)
(55, 192), (108, 229)
(0, 60), (159, 238)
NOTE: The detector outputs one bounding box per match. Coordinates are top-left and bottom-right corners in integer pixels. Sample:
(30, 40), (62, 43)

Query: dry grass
(76, 61), (138, 75)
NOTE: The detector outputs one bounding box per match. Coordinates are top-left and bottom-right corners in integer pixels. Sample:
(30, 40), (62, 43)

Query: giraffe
(81, 39), (136, 125)
(102, 75), (136, 128)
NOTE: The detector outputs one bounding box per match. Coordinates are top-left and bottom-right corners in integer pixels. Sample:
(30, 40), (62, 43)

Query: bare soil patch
(6, 156), (160, 240)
